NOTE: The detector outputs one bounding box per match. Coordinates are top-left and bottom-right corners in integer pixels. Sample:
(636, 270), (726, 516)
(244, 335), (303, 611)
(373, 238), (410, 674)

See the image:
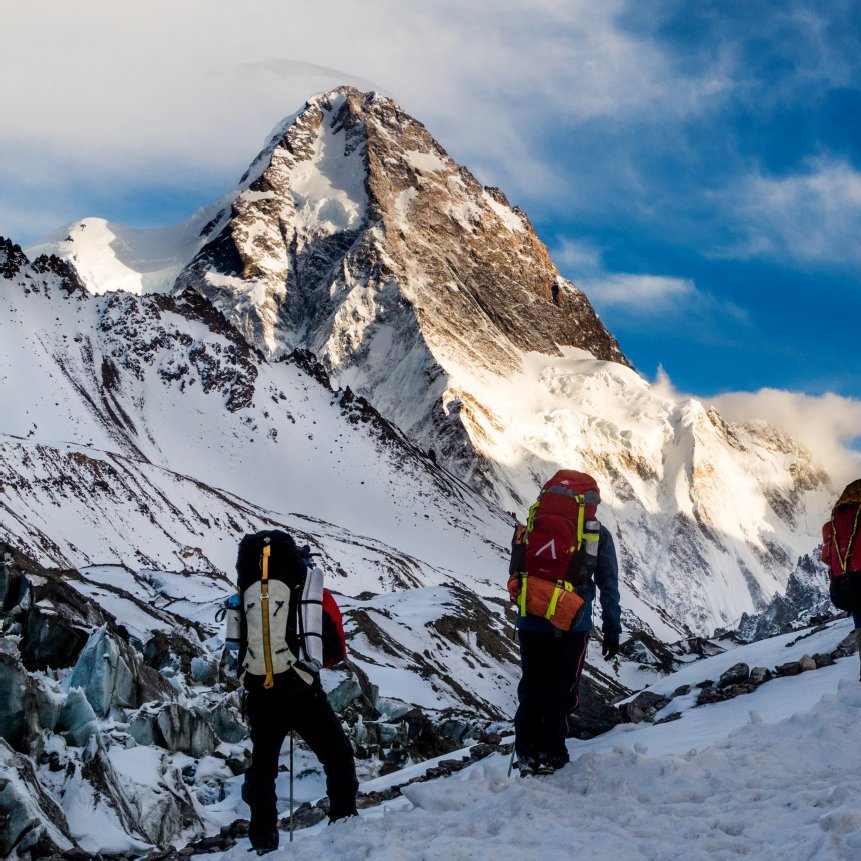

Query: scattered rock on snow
(798, 654), (817, 672)
(620, 691), (671, 723)
(717, 662), (750, 689)
(749, 667), (772, 685)
(775, 661), (803, 677)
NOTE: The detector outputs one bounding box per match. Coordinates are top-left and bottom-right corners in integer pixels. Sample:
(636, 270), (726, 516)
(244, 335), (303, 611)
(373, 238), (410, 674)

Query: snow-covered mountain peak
(174, 86), (627, 370)
(25, 200), (230, 297)
(8, 88), (837, 637)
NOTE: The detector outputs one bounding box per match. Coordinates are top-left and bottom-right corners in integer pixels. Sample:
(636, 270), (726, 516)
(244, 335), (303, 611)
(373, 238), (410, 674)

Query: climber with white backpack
(223, 529), (357, 854)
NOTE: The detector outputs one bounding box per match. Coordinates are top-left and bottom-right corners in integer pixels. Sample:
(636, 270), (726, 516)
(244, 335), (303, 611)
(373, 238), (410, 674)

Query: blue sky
(2, 0), (859, 459)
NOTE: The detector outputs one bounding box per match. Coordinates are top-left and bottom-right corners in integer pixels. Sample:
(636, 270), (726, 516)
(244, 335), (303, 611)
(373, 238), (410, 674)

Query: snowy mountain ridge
(27, 87), (835, 636)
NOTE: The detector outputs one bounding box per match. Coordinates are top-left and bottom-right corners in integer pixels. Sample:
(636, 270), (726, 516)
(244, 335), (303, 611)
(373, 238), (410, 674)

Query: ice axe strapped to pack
(507, 470), (601, 631)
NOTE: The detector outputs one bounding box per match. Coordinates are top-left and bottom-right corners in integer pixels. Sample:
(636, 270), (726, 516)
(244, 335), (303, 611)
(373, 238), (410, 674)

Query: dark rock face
(0, 237), (29, 279)
(1, 550), (125, 674)
(97, 290), (259, 416)
(738, 552), (833, 641)
(566, 672), (627, 739)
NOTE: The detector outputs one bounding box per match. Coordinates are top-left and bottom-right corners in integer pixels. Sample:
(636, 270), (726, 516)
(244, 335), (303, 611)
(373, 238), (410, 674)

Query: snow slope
(25, 209), (226, 296)
(212, 619), (861, 861)
(0, 246), (510, 585)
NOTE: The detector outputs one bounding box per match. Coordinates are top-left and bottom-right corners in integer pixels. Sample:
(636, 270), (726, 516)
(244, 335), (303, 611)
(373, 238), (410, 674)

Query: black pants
(514, 629), (589, 762)
(245, 682), (358, 849)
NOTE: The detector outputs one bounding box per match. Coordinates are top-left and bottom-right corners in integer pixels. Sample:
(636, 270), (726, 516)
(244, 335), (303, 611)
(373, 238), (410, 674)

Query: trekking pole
(289, 731), (295, 843)
(507, 745), (516, 778)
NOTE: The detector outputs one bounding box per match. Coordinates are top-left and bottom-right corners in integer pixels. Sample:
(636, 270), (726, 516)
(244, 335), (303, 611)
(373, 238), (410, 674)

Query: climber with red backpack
(507, 470), (621, 775)
(821, 479), (861, 679)
(223, 529), (357, 854)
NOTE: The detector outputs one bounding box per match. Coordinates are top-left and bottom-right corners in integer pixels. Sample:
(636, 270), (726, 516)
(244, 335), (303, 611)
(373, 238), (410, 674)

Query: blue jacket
(512, 523), (622, 635)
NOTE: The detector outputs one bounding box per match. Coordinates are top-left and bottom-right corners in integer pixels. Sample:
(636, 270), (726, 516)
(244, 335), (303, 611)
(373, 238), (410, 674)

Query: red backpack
(321, 589), (347, 667)
(822, 480), (861, 611)
(507, 470), (601, 630)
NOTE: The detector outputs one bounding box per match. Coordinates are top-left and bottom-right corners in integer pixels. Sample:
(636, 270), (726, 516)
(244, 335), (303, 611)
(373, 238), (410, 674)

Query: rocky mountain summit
(174, 89), (833, 636)
(177, 88), (627, 369)
(173, 86), (629, 497)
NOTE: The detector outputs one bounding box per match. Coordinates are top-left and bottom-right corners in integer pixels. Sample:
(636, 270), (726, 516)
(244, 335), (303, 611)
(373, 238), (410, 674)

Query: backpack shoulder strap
(833, 505), (861, 575)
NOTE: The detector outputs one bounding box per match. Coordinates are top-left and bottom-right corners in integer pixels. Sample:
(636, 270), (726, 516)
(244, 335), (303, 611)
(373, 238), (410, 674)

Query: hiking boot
(517, 756), (539, 776)
(538, 754), (569, 773)
(249, 826), (278, 855)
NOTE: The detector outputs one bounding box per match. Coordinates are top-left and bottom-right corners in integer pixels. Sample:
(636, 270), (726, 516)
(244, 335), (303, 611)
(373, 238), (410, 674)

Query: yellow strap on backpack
(261, 544), (275, 689)
(545, 579), (573, 620)
(576, 494), (585, 549)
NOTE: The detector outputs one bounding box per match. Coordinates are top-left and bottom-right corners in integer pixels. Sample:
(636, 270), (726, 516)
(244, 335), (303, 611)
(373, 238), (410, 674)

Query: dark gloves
(602, 631), (620, 660)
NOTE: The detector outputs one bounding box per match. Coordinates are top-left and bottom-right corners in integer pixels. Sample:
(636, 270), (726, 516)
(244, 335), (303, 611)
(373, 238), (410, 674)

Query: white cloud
(712, 388), (861, 487)
(718, 159), (861, 267)
(0, 0), (724, 242)
(552, 238), (724, 322)
(551, 238), (750, 341)
(586, 273), (696, 310)
(552, 238), (604, 275)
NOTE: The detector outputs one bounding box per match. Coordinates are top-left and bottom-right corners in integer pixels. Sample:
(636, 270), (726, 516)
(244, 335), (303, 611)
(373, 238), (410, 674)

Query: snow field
(218, 652), (861, 860)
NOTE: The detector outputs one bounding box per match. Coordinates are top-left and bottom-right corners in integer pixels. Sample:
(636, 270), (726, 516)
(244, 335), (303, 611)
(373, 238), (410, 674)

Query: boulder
(225, 746), (252, 776)
(833, 631), (858, 658)
(749, 667), (772, 685)
(776, 660), (803, 676)
(190, 655), (219, 685)
(619, 691), (671, 723)
(696, 687), (731, 706)
(129, 701), (217, 758)
(798, 654), (817, 672)
(163, 704), (217, 758)
(717, 662), (750, 689)
(209, 698), (247, 744)
(325, 674), (363, 713)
